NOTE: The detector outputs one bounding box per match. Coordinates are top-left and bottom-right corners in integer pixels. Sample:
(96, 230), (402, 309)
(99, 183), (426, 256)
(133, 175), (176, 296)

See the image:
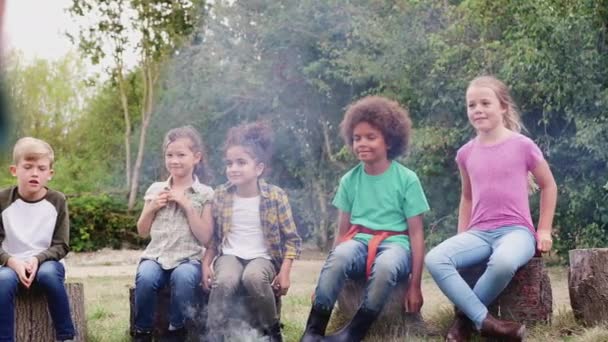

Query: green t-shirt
(332, 161), (430, 250)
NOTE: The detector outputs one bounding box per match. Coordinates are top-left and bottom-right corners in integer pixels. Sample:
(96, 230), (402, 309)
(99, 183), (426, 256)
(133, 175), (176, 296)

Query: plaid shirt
(141, 177), (214, 269)
(211, 179), (301, 271)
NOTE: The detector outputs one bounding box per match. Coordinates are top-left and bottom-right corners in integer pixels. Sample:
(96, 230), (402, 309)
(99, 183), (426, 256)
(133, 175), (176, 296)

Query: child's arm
(25, 197), (71, 286)
(137, 190), (169, 238)
(332, 211), (351, 248)
(405, 214), (425, 313)
(193, 204), (214, 245)
(457, 165), (473, 234)
(35, 199), (70, 263)
(273, 190), (302, 296)
(202, 246), (217, 291)
(0, 214), (31, 287)
(531, 160), (557, 252)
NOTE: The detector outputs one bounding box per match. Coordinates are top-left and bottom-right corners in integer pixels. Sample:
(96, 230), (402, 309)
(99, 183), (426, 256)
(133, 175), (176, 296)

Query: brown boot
(445, 311), (473, 342)
(480, 313), (525, 341)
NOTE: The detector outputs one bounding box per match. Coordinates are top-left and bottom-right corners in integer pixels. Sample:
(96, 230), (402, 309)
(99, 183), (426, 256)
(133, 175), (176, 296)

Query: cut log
(335, 278), (428, 337)
(15, 282), (86, 342)
(128, 285), (281, 340)
(129, 285), (207, 341)
(458, 257), (553, 326)
(569, 248), (608, 326)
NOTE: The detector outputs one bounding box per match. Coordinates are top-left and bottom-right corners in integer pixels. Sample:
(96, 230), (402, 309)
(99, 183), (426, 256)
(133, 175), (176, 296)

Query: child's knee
(0, 268), (19, 292)
(326, 245), (358, 270)
(36, 261), (64, 285)
(424, 248), (445, 270)
(372, 259), (401, 282)
(171, 265), (201, 287)
(213, 272), (241, 292)
(241, 271), (268, 290)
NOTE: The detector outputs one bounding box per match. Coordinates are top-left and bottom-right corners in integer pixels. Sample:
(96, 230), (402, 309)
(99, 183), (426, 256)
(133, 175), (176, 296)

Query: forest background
(2, 0), (607, 261)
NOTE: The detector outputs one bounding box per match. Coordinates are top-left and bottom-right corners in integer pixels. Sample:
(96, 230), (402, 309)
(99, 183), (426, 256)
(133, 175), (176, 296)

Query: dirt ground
(64, 246), (329, 279)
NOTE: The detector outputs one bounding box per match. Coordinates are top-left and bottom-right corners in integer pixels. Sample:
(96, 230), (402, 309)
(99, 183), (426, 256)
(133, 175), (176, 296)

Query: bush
(68, 194), (146, 252)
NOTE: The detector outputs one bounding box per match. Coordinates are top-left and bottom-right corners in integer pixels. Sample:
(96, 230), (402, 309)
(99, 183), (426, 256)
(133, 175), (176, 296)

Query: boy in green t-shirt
(300, 96), (430, 342)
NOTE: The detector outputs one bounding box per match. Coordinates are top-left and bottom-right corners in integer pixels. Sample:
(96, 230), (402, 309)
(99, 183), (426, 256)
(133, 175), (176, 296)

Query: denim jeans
(313, 239), (411, 314)
(425, 226), (536, 329)
(134, 259), (202, 332)
(0, 260), (75, 342)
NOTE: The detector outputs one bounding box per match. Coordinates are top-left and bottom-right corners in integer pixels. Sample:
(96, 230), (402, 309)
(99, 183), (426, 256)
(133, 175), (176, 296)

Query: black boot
(300, 306), (332, 342)
(132, 330), (153, 342)
(323, 307), (378, 342)
(265, 322), (283, 342)
(161, 327), (187, 342)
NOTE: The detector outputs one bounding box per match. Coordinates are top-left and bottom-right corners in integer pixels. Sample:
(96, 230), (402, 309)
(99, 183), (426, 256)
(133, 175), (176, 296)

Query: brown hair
(163, 125), (212, 183)
(12, 137), (55, 166)
(223, 121), (274, 173)
(224, 121), (274, 160)
(340, 96), (412, 159)
(468, 76), (524, 132)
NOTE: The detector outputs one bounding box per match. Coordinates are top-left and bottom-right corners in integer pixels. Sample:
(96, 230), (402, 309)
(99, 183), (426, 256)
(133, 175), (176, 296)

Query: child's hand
(151, 190), (170, 211)
(271, 272), (290, 296)
(202, 263), (214, 292)
(7, 257), (32, 288)
(537, 230), (553, 253)
(404, 285), (423, 313)
(24, 257), (39, 285)
(169, 189), (191, 209)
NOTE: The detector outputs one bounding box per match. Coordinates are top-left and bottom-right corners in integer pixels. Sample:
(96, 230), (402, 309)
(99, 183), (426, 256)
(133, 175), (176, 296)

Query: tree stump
(129, 286), (207, 341)
(128, 286), (282, 340)
(568, 248), (608, 326)
(15, 282), (86, 342)
(335, 278), (427, 337)
(458, 257), (552, 326)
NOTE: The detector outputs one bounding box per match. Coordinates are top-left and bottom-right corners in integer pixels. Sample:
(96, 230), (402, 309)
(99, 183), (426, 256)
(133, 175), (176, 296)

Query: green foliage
(7, 0), (607, 257)
(68, 194), (145, 252)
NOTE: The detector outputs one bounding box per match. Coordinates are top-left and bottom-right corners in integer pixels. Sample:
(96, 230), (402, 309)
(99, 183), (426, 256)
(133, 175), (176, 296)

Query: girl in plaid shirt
(203, 121), (301, 342)
(133, 126), (214, 342)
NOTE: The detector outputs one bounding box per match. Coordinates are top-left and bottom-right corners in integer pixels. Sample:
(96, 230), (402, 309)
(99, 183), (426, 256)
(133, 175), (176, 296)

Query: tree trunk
(15, 283), (86, 342)
(116, 64), (132, 190)
(335, 278), (428, 337)
(312, 179), (329, 251)
(569, 248), (608, 326)
(459, 257), (552, 326)
(127, 63), (156, 211)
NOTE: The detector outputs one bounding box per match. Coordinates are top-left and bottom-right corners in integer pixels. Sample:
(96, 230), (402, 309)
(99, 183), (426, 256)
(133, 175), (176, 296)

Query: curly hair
(340, 96), (412, 159)
(163, 125), (212, 183)
(223, 121), (274, 166)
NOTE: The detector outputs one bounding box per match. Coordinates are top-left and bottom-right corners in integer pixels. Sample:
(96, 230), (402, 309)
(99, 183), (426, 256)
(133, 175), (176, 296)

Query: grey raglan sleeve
(35, 194), (70, 263)
(0, 188), (13, 266)
(0, 220), (9, 266)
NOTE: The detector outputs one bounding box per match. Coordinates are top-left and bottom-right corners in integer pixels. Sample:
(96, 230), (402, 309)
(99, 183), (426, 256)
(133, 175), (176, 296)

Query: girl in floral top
(203, 121), (301, 342)
(133, 126), (214, 342)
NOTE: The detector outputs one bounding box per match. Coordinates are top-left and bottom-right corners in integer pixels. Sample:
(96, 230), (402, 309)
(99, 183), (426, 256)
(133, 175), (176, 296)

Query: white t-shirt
(222, 195), (271, 260)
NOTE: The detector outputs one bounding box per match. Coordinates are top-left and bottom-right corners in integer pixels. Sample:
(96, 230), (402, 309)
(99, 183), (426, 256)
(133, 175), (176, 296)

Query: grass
(69, 263), (608, 342)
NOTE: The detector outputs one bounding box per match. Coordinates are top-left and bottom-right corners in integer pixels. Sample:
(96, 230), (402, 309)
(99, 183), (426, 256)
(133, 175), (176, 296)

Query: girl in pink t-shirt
(425, 76), (557, 341)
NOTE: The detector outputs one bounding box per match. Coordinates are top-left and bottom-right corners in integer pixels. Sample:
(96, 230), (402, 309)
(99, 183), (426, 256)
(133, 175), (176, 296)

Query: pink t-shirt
(456, 133), (544, 236)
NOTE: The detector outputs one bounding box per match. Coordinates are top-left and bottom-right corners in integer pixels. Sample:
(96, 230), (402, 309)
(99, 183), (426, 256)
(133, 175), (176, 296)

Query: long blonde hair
(467, 76), (538, 192)
(468, 76), (524, 132)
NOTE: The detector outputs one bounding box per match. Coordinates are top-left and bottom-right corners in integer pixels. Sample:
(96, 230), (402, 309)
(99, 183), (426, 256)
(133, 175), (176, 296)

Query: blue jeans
(313, 239), (411, 314)
(0, 261), (75, 342)
(425, 226), (536, 329)
(134, 259), (202, 332)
